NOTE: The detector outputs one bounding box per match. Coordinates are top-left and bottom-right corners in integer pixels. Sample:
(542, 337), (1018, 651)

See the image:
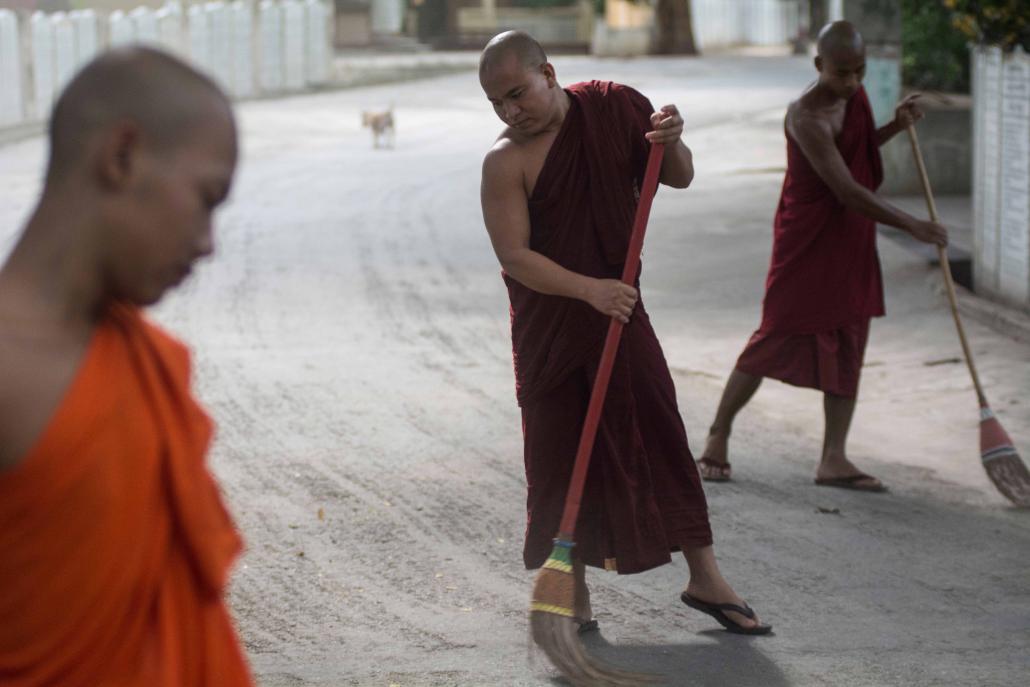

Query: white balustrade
(31, 12), (56, 120)
(0, 9), (23, 127)
(282, 0), (305, 91)
(230, 2), (254, 98)
(187, 5), (212, 74)
(259, 0), (284, 93)
(108, 10), (134, 47)
(206, 3), (233, 93)
(304, 0), (329, 86)
(131, 7), (159, 45)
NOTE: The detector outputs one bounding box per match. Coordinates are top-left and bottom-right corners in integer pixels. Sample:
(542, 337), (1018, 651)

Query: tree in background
(942, 0), (1030, 51)
(902, 0), (972, 92)
(653, 0), (698, 55)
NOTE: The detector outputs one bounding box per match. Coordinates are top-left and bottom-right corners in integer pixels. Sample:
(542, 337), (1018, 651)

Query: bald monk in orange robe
(0, 47), (251, 686)
(697, 22), (948, 491)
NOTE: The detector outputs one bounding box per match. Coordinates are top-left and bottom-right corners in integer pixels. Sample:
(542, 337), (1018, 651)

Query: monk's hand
(910, 219), (949, 247)
(893, 93), (924, 129)
(646, 105), (684, 144)
(587, 279), (639, 323)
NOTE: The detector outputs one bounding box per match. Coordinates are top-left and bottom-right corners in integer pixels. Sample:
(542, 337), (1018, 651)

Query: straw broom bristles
(529, 540), (661, 686)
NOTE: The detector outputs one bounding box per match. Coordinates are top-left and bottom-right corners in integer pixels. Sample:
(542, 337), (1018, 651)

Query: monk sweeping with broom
(478, 30), (771, 681)
(698, 21), (949, 491)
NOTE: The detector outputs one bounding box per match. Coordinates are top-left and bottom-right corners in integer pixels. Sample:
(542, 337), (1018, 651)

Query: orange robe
(0, 305), (252, 687)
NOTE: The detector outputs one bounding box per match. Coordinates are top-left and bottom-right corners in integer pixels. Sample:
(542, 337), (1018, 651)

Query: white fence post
(156, 3), (186, 56)
(304, 0), (329, 86)
(206, 2), (233, 92)
(259, 0), (283, 93)
(0, 9), (23, 127)
(52, 13), (77, 96)
(70, 10), (99, 70)
(31, 12), (55, 120)
(187, 4), (212, 75)
(229, 2), (254, 97)
(996, 47), (1030, 305)
(108, 10), (134, 47)
(973, 46), (1030, 310)
(282, 0), (305, 91)
(130, 7), (159, 45)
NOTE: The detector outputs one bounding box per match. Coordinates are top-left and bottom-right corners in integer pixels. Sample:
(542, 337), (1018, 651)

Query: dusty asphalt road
(1, 55), (1028, 686)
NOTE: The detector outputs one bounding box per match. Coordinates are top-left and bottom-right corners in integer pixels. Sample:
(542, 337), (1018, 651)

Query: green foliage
(942, 0), (1030, 51)
(902, 0), (972, 93)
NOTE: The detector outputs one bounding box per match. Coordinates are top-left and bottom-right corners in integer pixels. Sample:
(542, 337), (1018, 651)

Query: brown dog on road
(361, 107), (394, 149)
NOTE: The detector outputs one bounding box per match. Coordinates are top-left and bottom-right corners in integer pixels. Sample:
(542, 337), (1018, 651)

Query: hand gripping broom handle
(557, 142), (666, 538)
(905, 125), (988, 407)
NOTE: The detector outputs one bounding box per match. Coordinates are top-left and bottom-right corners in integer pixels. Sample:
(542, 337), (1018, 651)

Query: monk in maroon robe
(480, 31), (770, 635)
(698, 22), (948, 491)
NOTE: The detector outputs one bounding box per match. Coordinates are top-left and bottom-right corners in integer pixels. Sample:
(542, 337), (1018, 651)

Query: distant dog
(361, 107), (395, 149)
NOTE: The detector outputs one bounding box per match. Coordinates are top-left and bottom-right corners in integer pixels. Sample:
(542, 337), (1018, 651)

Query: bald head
(46, 46), (233, 184)
(479, 31), (548, 79)
(816, 21), (865, 61)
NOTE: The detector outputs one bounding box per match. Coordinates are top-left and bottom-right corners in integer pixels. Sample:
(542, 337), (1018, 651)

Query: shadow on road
(543, 630), (789, 687)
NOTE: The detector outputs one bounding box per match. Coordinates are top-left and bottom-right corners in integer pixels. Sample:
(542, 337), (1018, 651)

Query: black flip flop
(680, 592), (772, 635)
(576, 618), (599, 634)
(697, 457), (732, 482)
(814, 473), (887, 493)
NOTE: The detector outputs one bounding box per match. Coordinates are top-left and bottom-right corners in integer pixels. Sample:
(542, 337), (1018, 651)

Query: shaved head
(816, 21), (865, 61)
(46, 46), (232, 184)
(479, 31), (548, 78)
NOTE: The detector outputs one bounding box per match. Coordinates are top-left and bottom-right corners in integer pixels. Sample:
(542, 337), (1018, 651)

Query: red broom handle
(557, 142), (666, 537)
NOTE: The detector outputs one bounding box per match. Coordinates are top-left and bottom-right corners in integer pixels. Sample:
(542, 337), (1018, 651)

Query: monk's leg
(572, 558), (592, 622)
(682, 545), (764, 630)
(699, 369), (762, 479)
(817, 392), (883, 489)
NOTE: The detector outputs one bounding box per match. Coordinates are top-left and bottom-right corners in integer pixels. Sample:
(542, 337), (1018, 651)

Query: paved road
(2, 55), (1028, 686)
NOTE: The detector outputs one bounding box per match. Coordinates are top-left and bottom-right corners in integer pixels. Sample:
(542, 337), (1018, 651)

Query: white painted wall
(1, 1), (333, 131)
(691, 0), (800, 51)
(973, 46), (1030, 310)
(0, 9), (23, 127)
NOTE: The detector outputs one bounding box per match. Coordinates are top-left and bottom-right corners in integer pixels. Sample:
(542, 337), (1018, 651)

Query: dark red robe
(506, 81), (712, 575)
(737, 87), (885, 398)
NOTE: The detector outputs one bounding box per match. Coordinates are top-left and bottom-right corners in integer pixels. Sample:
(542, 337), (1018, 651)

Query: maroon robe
(506, 81), (712, 575)
(737, 87), (885, 398)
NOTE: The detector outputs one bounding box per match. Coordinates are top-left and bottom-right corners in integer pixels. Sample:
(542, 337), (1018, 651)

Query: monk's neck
(541, 87), (571, 134)
(810, 81), (848, 109)
(4, 197), (110, 328)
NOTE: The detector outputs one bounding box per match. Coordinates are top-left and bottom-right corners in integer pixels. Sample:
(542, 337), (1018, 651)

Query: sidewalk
(330, 50), (480, 89)
(880, 193), (1030, 345)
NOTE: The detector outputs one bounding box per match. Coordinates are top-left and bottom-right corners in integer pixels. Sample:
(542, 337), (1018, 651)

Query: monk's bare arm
(647, 105), (693, 188)
(792, 113), (947, 246)
(480, 144), (638, 323)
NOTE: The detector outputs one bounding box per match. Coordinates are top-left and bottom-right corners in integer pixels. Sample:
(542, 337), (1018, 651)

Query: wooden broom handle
(557, 142), (666, 538)
(905, 125), (988, 407)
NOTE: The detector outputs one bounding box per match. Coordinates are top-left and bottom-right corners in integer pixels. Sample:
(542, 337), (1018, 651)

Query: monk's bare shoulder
(482, 135), (526, 196)
(786, 97), (835, 149)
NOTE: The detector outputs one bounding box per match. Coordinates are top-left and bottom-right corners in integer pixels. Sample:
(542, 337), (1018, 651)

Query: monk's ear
(814, 55), (823, 73)
(95, 119), (143, 192)
(541, 62), (556, 86)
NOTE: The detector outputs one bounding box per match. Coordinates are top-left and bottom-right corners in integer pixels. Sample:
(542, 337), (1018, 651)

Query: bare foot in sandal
(698, 433), (732, 481)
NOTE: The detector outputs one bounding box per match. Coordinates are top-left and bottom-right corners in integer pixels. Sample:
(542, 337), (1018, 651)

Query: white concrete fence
(691, 0), (801, 51)
(972, 46), (1030, 311)
(0, 0), (332, 130)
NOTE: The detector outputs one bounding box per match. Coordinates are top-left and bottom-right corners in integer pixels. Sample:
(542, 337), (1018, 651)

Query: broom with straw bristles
(529, 142), (666, 686)
(906, 125), (1030, 507)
